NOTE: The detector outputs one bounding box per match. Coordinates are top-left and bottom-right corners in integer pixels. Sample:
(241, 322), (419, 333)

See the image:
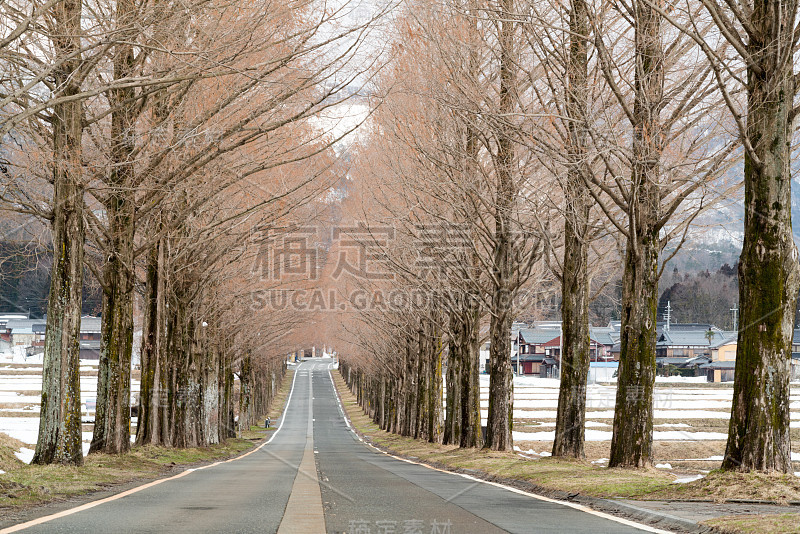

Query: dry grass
(703, 514), (800, 533)
(0, 433), (27, 471)
(266, 367), (295, 421)
(240, 367), (295, 440)
(649, 470), (800, 504)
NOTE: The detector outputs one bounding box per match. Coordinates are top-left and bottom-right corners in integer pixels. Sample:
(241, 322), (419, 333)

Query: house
(79, 316), (102, 341)
(1, 316), (103, 359)
(589, 326), (619, 361)
(700, 337), (738, 382)
(789, 329), (800, 381)
(512, 353), (558, 377)
(505, 321), (620, 377)
(0, 319), (47, 351)
(655, 324), (734, 376)
(515, 327), (559, 376)
(480, 322), (526, 373)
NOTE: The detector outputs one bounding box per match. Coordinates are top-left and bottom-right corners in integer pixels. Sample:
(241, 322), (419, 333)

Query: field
(479, 375), (800, 480)
(0, 352), (140, 463)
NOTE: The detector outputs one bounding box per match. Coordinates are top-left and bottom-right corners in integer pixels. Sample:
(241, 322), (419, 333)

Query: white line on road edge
(0, 366), (302, 534)
(326, 369), (673, 534)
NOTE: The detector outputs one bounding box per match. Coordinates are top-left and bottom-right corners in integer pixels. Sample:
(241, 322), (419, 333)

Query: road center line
(277, 369), (326, 534)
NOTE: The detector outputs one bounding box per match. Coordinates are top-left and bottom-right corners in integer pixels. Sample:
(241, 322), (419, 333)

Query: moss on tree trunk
(553, 0), (591, 460)
(723, 7), (800, 471)
(608, 0), (663, 469)
(32, 0), (85, 467)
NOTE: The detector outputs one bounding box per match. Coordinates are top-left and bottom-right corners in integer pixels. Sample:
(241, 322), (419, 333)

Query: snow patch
(655, 376), (709, 383)
(673, 474), (705, 484)
(513, 429), (728, 441)
(655, 463), (672, 469)
(14, 447), (34, 464)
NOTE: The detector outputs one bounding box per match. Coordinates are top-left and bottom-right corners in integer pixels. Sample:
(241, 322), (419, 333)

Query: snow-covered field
(478, 374), (800, 472)
(0, 352), (140, 463)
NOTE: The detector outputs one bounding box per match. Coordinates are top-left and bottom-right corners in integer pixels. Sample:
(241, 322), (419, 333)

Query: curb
(586, 499), (713, 534)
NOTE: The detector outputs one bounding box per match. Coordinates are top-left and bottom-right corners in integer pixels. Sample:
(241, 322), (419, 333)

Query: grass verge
(240, 366), (295, 440)
(703, 513), (800, 533)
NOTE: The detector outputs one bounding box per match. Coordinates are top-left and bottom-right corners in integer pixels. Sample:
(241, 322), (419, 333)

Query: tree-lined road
(4, 360), (662, 533)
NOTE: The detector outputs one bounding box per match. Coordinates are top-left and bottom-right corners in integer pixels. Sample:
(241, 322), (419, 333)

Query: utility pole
(730, 306), (739, 332)
(663, 301), (671, 332)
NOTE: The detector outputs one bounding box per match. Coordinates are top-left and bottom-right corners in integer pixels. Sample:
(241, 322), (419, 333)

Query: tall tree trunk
(415, 326), (428, 440)
(609, 0), (663, 468)
(202, 329), (220, 445)
(428, 326), (443, 444)
(90, 7), (136, 453)
(485, 0), (516, 451)
(238, 353), (252, 438)
(136, 236), (170, 446)
(722, 0), (800, 472)
(553, 0), (591, 459)
(443, 313), (462, 445)
(218, 342), (235, 440)
(32, 0), (85, 467)
(460, 301), (482, 448)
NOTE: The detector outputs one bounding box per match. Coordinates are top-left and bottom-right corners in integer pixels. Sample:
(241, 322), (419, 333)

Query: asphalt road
(4, 359), (662, 533)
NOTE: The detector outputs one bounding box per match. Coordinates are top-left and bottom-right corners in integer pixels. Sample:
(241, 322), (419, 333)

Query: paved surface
(617, 499), (800, 523)
(3, 359), (660, 533)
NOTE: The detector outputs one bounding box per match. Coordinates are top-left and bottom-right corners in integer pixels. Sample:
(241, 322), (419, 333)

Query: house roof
(657, 357), (695, 365)
(79, 317), (102, 334)
(542, 336), (561, 347)
(3, 319), (46, 335)
(657, 356), (710, 367)
(2, 317), (101, 336)
(700, 360), (737, 370)
(589, 327), (618, 346)
(517, 328), (560, 345)
(516, 353), (547, 362)
(543, 357), (557, 365)
(657, 328), (735, 348)
(793, 329), (800, 345)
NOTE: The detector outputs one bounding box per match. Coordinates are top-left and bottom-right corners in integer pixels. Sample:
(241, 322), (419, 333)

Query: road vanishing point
(1, 359), (667, 534)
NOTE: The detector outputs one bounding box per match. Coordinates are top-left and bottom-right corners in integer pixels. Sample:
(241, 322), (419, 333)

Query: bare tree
(655, 0), (800, 473)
